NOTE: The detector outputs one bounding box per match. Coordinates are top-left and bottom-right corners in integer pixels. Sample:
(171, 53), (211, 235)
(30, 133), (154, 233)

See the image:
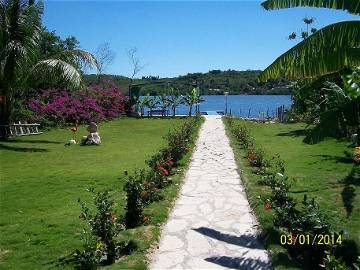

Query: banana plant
(168, 88), (182, 117)
(136, 94), (150, 117)
(321, 70), (360, 110)
(259, 0), (360, 82)
(159, 93), (171, 116)
(182, 88), (203, 116)
(146, 96), (159, 117)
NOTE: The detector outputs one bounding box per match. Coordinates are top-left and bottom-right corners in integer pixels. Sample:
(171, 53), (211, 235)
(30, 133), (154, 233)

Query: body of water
(143, 95), (292, 118)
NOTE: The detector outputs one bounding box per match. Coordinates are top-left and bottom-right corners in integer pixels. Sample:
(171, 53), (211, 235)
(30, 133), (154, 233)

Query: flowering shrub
(28, 81), (127, 126)
(261, 171), (333, 268)
(71, 232), (98, 270)
(286, 196), (331, 269)
(141, 171), (163, 204)
(72, 188), (133, 268)
(247, 147), (268, 168)
(123, 170), (146, 229)
(167, 129), (188, 162)
(167, 116), (201, 161)
(146, 148), (173, 173)
(146, 148), (174, 187)
(230, 123), (255, 150)
(270, 154), (286, 175)
(234, 125), (250, 146)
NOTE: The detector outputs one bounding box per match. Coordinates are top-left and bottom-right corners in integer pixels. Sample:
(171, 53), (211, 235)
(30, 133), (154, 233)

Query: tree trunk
(172, 106), (176, 118)
(0, 89), (11, 125)
(189, 105), (192, 117)
(0, 91), (12, 138)
(2, 50), (16, 128)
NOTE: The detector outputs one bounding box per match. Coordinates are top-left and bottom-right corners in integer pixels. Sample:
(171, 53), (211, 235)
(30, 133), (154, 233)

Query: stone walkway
(150, 116), (271, 270)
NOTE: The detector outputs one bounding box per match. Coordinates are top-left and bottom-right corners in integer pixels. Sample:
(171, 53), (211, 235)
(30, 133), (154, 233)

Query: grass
(224, 119), (359, 269)
(0, 117), (201, 269)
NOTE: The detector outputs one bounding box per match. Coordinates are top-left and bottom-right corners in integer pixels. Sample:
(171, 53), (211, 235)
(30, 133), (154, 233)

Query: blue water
(143, 95), (292, 118)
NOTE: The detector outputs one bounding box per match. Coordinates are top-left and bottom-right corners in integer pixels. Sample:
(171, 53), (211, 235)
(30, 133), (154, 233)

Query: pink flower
(27, 83), (128, 124)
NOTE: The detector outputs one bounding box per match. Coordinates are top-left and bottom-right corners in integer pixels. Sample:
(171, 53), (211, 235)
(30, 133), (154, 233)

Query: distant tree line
(84, 70), (292, 96)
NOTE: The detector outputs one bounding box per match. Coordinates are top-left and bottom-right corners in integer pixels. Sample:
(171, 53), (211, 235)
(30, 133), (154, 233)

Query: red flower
(157, 166), (169, 176)
(166, 159), (174, 167)
(264, 202), (272, 210)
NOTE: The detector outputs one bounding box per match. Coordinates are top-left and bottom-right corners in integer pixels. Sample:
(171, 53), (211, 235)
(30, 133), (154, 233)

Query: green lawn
(0, 118), (198, 269)
(224, 119), (359, 269)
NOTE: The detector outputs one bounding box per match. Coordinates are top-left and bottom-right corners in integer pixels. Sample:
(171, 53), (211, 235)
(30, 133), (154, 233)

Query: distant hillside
(84, 69), (292, 95)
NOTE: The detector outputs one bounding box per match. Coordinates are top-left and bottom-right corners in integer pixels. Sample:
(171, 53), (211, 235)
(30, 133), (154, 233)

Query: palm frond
(0, 0), (43, 85)
(31, 59), (82, 87)
(259, 21), (360, 82)
(323, 81), (349, 99)
(261, 0), (360, 16)
(56, 49), (99, 71)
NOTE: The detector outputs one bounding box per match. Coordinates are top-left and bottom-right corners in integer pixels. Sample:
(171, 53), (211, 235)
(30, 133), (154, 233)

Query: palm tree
(0, 0), (98, 125)
(168, 88), (182, 117)
(259, 0), (360, 82)
(136, 94), (150, 117)
(182, 88), (200, 116)
(159, 93), (170, 116)
(146, 96), (159, 117)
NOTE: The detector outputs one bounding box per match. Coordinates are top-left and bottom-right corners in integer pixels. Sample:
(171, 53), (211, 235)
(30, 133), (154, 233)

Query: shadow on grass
(335, 239), (359, 266)
(276, 129), (308, 137)
(289, 183), (343, 194)
(205, 256), (271, 270)
(51, 240), (137, 269)
(339, 165), (360, 217)
(312, 152), (355, 164)
(0, 144), (48, 152)
(1, 139), (62, 144)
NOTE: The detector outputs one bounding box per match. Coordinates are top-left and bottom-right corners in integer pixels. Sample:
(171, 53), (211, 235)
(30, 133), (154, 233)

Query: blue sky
(43, 1), (359, 78)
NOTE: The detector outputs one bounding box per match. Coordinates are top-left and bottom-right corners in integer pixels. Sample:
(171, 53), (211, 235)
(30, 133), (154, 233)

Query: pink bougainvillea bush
(28, 81), (128, 126)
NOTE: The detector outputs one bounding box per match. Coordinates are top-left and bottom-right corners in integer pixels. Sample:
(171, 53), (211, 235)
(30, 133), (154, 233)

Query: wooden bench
(0, 121), (42, 138)
(147, 109), (169, 117)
